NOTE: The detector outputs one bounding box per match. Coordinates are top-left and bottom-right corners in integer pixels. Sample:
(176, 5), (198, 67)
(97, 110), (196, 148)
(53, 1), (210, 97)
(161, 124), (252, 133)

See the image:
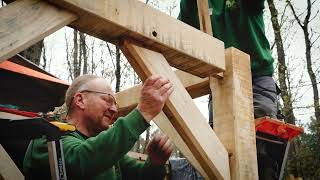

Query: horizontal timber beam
(0, 0), (77, 63)
(115, 70), (209, 116)
(121, 41), (230, 179)
(47, 0), (225, 78)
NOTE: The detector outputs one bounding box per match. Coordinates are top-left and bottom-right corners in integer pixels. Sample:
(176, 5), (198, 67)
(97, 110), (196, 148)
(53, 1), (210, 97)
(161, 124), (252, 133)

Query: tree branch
(286, 0), (304, 28)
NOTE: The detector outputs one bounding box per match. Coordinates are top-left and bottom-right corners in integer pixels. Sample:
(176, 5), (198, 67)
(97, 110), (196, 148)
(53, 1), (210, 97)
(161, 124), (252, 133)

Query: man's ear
(74, 93), (85, 110)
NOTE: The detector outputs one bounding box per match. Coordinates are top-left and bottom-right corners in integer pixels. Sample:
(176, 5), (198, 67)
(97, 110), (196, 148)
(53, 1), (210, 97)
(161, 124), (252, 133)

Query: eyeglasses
(66, 90), (119, 116)
(79, 90), (119, 109)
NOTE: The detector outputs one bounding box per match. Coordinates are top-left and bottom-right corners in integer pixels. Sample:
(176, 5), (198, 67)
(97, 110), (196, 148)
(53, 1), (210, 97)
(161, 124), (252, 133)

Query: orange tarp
(0, 60), (69, 86)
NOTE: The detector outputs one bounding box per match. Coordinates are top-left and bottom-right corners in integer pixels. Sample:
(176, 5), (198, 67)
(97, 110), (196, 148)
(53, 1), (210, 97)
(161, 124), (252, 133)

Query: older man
(23, 74), (174, 180)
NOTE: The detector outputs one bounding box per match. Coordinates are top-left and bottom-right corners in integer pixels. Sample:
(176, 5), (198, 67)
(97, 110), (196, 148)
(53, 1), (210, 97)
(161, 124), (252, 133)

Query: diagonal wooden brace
(121, 41), (230, 180)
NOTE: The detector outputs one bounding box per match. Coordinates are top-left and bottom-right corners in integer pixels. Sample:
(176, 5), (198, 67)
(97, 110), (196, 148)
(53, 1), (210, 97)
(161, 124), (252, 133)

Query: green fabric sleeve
(63, 109), (150, 178)
(120, 155), (166, 180)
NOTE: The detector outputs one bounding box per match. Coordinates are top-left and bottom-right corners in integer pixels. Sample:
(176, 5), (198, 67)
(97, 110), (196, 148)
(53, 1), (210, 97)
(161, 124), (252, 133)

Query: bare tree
(115, 45), (121, 92)
(64, 29), (73, 80)
(267, 1), (302, 178)
(287, 0), (320, 123)
(79, 32), (88, 74)
(73, 29), (81, 78)
(42, 42), (47, 70)
(20, 40), (44, 66)
(268, 0), (297, 125)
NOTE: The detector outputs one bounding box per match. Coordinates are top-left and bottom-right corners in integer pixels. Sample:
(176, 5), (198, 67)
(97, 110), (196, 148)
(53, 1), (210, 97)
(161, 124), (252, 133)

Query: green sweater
(179, 0), (274, 76)
(23, 109), (165, 180)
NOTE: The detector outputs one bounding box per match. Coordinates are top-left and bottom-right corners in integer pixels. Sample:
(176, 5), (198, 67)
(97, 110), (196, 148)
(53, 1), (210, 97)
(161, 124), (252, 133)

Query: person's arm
(63, 109), (149, 178)
(120, 155), (166, 180)
(64, 75), (173, 178)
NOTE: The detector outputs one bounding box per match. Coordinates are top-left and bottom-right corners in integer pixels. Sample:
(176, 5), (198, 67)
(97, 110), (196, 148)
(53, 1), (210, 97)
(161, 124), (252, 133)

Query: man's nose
(109, 104), (118, 114)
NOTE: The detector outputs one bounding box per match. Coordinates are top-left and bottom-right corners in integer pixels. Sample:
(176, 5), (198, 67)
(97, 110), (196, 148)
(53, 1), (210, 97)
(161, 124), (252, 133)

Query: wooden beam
(47, 0), (225, 78)
(115, 70), (209, 116)
(121, 41), (230, 180)
(0, 0), (77, 63)
(0, 145), (24, 180)
(197, 0), (213, 35)
(213, 48), (258, 179)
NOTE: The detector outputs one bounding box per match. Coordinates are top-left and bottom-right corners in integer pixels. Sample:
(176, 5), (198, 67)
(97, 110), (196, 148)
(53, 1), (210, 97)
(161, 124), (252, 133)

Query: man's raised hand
(137, 75), (174, 122)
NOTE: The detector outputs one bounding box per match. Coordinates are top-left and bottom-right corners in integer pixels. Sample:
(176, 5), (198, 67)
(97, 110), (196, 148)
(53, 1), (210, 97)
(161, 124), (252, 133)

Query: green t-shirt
(179, 0), (274, 76)
(23, 109), (165, 180)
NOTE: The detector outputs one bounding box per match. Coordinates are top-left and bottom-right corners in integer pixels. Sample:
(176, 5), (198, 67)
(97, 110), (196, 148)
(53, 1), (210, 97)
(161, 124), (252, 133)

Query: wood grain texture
(47, 0), (225, 78)
(197, 0), (213, 35)
(0, 145), (24, 180)
(121, 41), (230, 180)
(213, 48), (258, 179)
(115, 70), (209, 116)
(196, 0), (223, 79)
(0, 0), (77, 62)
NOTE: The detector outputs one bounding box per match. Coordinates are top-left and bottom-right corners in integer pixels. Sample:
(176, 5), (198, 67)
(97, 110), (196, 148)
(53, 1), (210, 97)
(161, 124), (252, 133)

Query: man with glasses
(24, 74), (174, 180)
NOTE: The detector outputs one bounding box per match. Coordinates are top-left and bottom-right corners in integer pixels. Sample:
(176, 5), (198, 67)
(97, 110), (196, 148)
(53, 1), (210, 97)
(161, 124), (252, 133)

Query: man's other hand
(146, 134), (173, 166)
(137, 75), (174, 122)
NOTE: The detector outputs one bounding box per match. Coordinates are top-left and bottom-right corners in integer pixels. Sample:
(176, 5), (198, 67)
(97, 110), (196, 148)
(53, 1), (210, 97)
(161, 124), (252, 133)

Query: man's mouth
(104, 114), (115, 123)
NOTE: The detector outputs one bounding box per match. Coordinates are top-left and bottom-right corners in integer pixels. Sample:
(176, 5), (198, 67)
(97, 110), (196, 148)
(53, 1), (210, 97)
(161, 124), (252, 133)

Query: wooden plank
(0, 144), (24, 180)
(213, 48), (258, 179)
(121, 41), (230, 180)
(47, 0), (225, 78)
(0, 0), (77, 63)
(115, 70), (209, 116)
(197, 0), (213, 35)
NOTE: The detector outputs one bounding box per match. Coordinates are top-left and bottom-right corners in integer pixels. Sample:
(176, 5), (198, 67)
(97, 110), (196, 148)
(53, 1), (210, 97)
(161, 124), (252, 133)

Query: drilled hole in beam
(152, 31), (157, 37)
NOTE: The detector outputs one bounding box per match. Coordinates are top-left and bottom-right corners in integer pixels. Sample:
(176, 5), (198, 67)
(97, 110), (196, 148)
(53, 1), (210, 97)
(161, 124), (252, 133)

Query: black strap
(253, 88), (276, 102)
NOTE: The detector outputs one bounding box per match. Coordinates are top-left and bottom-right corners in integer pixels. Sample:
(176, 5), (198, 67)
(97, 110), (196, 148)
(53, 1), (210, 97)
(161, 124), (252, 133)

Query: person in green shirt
(179, 0), (280, 179)
(24, 74), (174, 180)
(179, 0), (278, 121)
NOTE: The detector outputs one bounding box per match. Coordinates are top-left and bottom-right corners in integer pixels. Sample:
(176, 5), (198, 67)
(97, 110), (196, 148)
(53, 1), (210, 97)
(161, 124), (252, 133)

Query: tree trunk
(115, 45), (121, 92)
(287, 0), (320, 124)
(267, 0), (302, 178)
(20, 40), (44, 66)
(267, 0), (296, 124)
(73, 29), (80, 78)
(42, 43), (47, 70)
(303, 25), (320, 123)
(143, 127), (150, 153)
(80, 32), (88, 74)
